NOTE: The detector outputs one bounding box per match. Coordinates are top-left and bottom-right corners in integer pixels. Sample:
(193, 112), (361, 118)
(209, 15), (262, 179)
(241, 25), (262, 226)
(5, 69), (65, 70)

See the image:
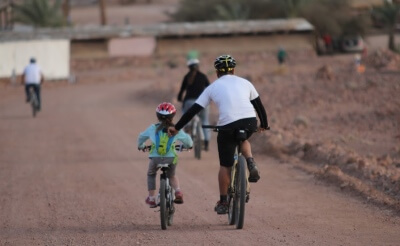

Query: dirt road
(1, 81), (399, 245)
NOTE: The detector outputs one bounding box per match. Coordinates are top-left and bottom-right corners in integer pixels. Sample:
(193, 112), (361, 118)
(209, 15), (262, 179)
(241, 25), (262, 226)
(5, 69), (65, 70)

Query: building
(0, 18), (314, 79)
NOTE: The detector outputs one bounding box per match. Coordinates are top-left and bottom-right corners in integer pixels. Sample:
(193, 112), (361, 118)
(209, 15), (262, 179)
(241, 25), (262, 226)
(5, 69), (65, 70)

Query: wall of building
(0, 39), (70, 80)
(108, 37), (156, 57)
(155, 34), (314, 57)
(69, 33), (314, 59)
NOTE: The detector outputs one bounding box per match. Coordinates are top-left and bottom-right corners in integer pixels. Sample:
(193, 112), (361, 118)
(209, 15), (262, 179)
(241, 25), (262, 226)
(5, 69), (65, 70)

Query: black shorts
(217, 117), (257, 167)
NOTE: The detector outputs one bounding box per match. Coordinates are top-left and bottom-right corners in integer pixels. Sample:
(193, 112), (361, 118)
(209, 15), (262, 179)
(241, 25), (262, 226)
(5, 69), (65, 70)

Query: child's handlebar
(139, 145), (192, 152)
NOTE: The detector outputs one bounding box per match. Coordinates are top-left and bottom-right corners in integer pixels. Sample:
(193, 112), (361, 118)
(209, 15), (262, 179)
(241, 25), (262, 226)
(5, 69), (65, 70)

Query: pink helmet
(156, 102), (176, 119)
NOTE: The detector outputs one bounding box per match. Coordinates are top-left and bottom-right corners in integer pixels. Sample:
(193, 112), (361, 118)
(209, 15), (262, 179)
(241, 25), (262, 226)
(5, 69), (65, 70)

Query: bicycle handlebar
(202, 125), (270, 132)
(139, 145), (192, 152)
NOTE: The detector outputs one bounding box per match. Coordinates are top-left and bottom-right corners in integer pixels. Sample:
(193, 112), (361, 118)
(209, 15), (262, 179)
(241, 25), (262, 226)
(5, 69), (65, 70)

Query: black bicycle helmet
(214, 54), (236, 72)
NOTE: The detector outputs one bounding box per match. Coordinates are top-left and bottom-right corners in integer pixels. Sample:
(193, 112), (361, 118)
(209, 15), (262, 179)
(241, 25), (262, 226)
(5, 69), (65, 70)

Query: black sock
(220, 195), (227, 202)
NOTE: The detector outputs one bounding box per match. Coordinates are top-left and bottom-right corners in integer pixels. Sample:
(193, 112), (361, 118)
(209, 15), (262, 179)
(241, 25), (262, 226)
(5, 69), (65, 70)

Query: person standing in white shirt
(168, 54), (269, 215)
(22, 58), (44, 110)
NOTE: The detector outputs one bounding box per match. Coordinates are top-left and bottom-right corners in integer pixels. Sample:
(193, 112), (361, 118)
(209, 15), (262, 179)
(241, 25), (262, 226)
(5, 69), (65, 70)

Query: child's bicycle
(203, 125), (267, 229)
(141, 144), (191, 230)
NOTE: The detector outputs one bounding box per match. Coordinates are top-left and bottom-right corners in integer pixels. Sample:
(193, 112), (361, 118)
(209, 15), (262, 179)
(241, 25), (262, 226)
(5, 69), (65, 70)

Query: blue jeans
(25, 84), (41, 109)
(182, 99), (210, 141)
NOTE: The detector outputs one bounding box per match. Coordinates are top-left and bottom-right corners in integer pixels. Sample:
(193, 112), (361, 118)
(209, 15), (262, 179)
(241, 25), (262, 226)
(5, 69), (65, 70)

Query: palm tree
(276, 0), (312, 18)
(373, 1), (400, 51)
(99, 0), (107, 25)
(13, 0), (65, 28)
(62, 0), (71, 24)
(215, 0), (250, 20)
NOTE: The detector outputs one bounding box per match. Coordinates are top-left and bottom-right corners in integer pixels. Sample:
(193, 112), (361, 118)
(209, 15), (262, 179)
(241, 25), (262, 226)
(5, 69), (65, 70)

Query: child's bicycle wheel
(159, 179), (168, 230)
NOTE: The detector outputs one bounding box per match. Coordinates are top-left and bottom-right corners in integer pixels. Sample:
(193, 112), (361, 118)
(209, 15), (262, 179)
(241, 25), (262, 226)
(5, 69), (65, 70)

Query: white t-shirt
(196, 74), (259, 126)
(23, 64), (42, 84)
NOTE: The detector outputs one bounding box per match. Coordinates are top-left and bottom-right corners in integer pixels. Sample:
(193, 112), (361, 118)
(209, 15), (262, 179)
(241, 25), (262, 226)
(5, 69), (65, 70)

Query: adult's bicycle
(203, 125), (257, 229)
(141, 145), (190, 230)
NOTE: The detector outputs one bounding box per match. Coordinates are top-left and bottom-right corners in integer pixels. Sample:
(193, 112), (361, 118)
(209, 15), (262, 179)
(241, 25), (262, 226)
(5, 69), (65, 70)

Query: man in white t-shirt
(168, 54), (269, 215)
(22, 58), (44, 110)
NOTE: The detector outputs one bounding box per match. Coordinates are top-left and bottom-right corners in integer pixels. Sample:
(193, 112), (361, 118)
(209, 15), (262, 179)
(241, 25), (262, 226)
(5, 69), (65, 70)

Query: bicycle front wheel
(235, 155), (247, 229)
(159, 179), (168, 230)
(167, 189), (175, 226)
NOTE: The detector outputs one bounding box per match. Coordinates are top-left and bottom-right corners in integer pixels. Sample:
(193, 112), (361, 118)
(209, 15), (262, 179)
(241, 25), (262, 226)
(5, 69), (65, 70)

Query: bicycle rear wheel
(194, 122), (202, 159)
(30, 91), (38, 117)
(228, 175), (237, 225)
(159, 179), (168, 230)
(235, 155), (247, 229)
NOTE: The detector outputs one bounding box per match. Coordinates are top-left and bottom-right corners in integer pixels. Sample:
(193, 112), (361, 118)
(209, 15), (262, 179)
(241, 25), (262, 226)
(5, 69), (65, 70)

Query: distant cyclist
(169, 54), (269, 215)
(277, 46), (287, 65)
(137, 102), (193, 208)
(22, 57), (44, 111)
(177, 58), (211, 150)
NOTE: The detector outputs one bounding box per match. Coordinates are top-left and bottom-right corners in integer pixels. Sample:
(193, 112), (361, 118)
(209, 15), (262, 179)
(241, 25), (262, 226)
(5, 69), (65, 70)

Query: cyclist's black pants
(217, 117), (257, 167)
(25, 84), (41, 109)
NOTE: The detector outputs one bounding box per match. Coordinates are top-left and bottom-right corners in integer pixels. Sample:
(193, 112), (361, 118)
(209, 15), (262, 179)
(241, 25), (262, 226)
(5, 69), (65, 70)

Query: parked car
(340, 36), (365, 53)
(317, 35), (365, 55)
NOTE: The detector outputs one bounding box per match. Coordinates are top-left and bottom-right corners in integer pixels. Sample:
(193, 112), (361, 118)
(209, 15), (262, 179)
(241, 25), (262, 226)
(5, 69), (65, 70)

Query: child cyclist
(137, 102), (193, 208)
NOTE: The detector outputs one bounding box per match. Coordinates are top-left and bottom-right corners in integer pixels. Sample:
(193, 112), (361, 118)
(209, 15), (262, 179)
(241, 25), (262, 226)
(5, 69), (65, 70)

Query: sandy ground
(67, 48), (400, 213)
(1, 79), (399, 245)
(1, 2), (399, 245)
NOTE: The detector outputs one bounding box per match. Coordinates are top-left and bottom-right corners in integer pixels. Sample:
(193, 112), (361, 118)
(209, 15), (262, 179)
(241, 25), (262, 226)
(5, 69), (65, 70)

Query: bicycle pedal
(248, 177), (259, 183)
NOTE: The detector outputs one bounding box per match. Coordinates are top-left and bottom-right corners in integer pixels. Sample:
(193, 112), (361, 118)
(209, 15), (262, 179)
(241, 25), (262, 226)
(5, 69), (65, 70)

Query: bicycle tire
(235, 155), (247, 229)
(167, 188), (175, 226)
(228, 171), (237, 225)
(160, 179), (168, 230)
(194, 123), (202, 159)
(31, 91), (38, 117)
(32, 103), (37, 117)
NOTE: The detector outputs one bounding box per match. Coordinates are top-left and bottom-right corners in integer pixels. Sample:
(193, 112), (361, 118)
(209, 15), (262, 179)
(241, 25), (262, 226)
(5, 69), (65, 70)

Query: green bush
(170, 0), (271, 22)
(171, 0), (368, 38)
